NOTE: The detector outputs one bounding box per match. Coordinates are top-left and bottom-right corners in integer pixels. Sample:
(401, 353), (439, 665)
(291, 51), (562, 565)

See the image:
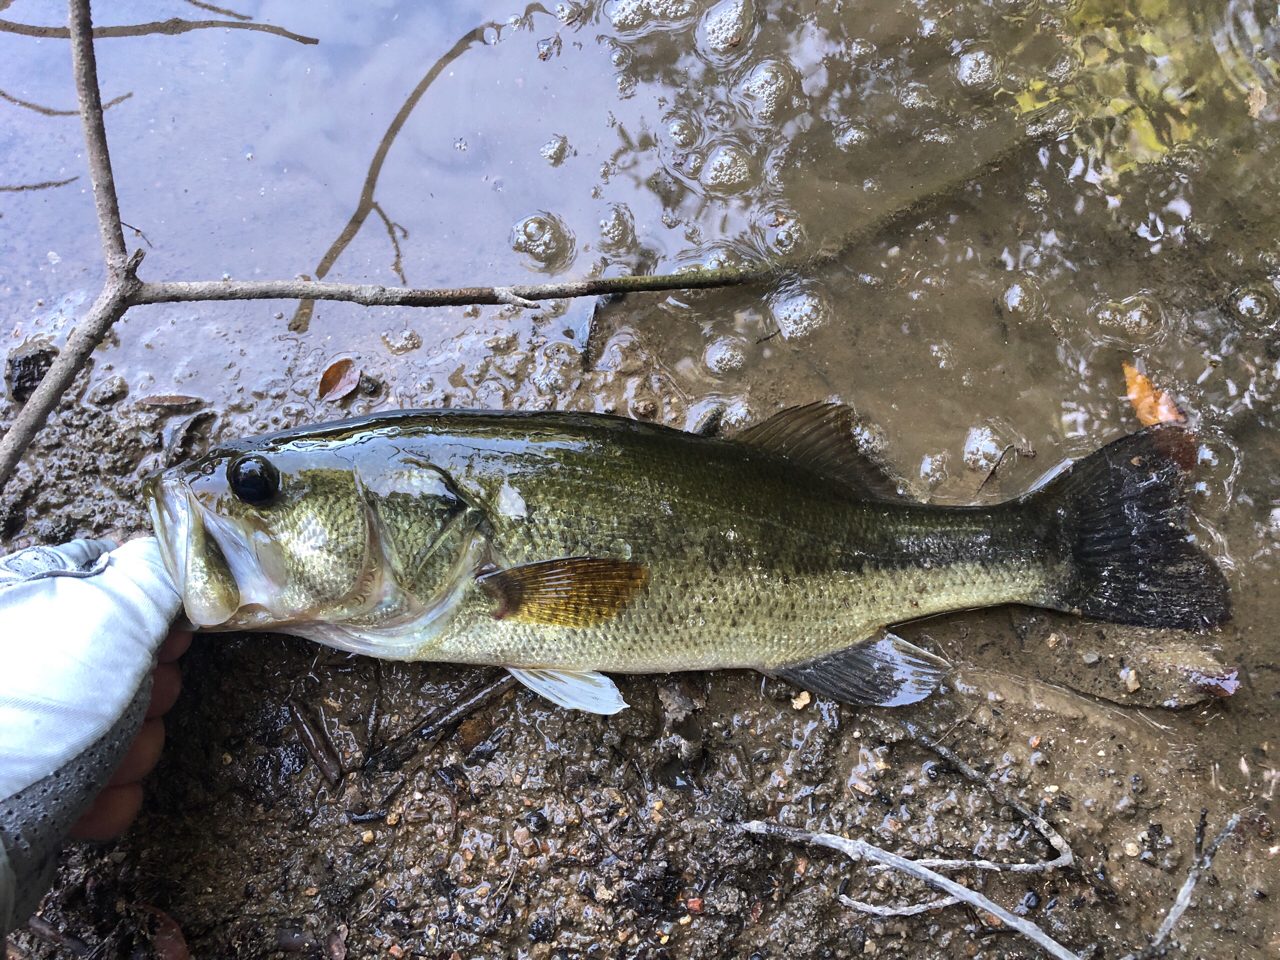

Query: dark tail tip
(1047, 425), (1230, 630)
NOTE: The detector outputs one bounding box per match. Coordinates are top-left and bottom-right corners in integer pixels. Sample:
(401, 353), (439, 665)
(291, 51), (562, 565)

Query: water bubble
(833, 122), (870, 151)
(963, 426), (1003, 472)
(738, 59), (796, 122)
(1094, 293), (1163, 340)
(699, 142), (755, 194)
(757, 206), (806, 255)
(1001, 278), (1044, 319)
(704, 337), (747, 374)
(555, 2), (583, 23)
(768, 281), (834, 339)
(1229, 283), (1276, 328)
(899, 82), (936, 110)
(607, 0), (697, 31)
(956, 49), (999, 89)
(540, 134), (571, 166)
(599, 204), (637, 253)
(511, 213), (576, 272)
(920, 451), (950, 486)
(698, 0), (754, 62)
(664, 112), (702, 149)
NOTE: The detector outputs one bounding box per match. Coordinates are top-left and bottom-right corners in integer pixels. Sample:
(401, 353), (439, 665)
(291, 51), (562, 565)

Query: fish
(143, 403), (1230, 714)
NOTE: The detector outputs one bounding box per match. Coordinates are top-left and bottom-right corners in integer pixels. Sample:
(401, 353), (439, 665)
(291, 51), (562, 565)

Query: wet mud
(4, 0), (1280, 956)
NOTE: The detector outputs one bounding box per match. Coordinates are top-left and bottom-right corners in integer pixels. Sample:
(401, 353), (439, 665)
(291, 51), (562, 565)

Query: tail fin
(1043, 425), (1230, 630)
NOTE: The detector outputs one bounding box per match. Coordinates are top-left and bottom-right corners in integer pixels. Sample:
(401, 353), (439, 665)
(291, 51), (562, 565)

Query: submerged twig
(0, 176), (79, 192)
(1119, 812), (1242, 960)
(288, 697), (342, 786)
(0, 16), (317, 45)
(0, 87), (130, 116)
(363, 671), (516, 774)
(741, 820), (1082, 960)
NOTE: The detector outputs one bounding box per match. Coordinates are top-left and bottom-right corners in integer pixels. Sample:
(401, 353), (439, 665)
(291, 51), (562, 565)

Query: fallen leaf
(1123, 362), (1185, 426)
(135, 394), (204, 411)
(135, 905), (190, 960)
(319, 358), (361, 401)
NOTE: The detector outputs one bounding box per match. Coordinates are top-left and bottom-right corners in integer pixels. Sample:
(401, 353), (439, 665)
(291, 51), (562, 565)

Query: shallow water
(3, 0), (1279, 956)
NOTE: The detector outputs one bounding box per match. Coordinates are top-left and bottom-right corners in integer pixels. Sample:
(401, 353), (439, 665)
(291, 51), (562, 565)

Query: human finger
(68, 783), (143, 841)
(107, 718), (165, 786)
(156, 627), (192, 663)
(147, 662), (182, 718)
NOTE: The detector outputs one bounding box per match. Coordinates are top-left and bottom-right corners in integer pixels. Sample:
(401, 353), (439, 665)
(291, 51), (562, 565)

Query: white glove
(0, 537), (181, 938)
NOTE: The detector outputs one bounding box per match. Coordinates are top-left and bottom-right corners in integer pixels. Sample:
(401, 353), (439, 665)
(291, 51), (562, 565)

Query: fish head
(145, 429), (477, 633)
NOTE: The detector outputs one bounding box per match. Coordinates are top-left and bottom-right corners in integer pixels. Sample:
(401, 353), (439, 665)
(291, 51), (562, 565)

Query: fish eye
(228, 455), (280, 507)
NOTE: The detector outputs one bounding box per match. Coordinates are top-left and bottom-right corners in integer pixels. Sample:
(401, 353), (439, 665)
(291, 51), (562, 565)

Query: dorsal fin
(733, 402), (911, 500)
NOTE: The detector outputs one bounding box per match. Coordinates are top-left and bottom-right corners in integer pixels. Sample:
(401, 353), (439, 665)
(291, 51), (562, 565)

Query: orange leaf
(318, 358), (361, 402)
(1123, 362), (1185, 426)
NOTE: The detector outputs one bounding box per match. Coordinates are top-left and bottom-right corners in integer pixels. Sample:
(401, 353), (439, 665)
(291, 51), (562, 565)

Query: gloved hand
(0, 537), (183, 939)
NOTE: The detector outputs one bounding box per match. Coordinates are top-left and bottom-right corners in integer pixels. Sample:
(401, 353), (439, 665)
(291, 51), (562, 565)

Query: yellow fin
(477, 557), (650, 627)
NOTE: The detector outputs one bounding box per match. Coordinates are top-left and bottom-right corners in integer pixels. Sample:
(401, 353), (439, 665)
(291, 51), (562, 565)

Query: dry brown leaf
(136, 905), (190, 960)
(1123, 362), (1185, 426)
(318, 358), (361, 401)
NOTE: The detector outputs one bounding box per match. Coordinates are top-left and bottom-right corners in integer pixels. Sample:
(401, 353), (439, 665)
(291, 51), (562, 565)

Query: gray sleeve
(0, 676), (151, 939)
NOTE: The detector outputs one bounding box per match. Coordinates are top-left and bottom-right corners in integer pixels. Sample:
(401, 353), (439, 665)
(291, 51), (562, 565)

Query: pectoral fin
(506, 667), (629, 714)
(771, 632), (951, 707)
(477, 557), (650, 627)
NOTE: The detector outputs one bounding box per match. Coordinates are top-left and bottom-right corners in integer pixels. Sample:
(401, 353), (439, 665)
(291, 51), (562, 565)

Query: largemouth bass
(143, 404), (1229, 713)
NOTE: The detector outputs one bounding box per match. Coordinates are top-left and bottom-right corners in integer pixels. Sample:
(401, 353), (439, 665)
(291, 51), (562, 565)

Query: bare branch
(900, 719), (1073, 874)
(0, 176), (78, 192)
(131, 265), (768, 309)
(0, 16), (317, 45)
(741, 821), (1082, 960)
(68, 0), (125, 268)
(0, 0), (141, 491)
(181, 0), (252, 21)
(0, 251), (143, 489)
(289, 13), (513, 330)
(0, 87), (130, 116)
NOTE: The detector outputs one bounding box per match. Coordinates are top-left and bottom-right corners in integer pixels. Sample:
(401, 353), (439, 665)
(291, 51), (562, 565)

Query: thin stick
(363, 672), (516, 774)
(1119, 813), (1241, 960)
(0, 16), (317, 44)
(900, 719), (1073, 873)
(0, 176), (79, 192)
(67, 0), (125, 270)
(741, 821), (1082, 960)
(0, 0), (143, 490)
(133, 266), (770, 309)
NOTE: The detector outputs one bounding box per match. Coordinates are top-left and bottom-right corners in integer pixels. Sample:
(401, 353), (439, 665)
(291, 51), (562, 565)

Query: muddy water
(3, 0), (1279, 956)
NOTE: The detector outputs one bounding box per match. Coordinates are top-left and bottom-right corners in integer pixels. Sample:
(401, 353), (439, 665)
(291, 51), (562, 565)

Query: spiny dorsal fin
(771, 632), (950, 707)
(733, 402), (911, 500)
(477, 557), (650, 627)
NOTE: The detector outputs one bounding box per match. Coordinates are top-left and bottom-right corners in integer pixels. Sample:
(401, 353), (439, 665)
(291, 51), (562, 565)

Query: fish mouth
(146, 473), (283, 628)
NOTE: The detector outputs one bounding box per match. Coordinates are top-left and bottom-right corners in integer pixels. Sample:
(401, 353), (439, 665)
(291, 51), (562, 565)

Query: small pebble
(361, 830), (375, 844)
(1124, 841), (1141, 857)
(791, 690), (811, 710)
(1082, 651), (1100, 665)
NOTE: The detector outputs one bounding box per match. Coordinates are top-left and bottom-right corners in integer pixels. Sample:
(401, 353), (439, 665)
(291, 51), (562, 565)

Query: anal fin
(771, 632), (950, 707)
(477, 557), (649, 627)
(507, 667), (629, 714)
